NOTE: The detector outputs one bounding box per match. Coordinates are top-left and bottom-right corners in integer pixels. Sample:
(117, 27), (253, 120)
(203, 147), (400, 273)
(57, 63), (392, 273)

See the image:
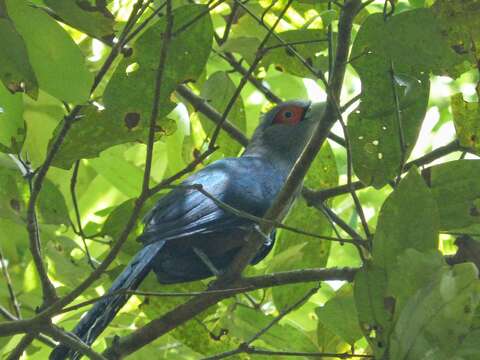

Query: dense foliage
(0, 0), (479, 359)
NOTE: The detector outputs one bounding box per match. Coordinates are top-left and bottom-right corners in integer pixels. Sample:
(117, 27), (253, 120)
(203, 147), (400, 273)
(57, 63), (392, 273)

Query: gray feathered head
(244, 100), (326, 166)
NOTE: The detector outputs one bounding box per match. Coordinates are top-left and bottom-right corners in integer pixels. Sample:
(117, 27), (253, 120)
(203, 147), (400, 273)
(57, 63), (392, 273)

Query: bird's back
(139, 156), (290, 283)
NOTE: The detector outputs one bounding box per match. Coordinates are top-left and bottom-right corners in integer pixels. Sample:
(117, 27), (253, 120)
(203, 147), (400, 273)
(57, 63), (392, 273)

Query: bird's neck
(242, 142), (302, 176)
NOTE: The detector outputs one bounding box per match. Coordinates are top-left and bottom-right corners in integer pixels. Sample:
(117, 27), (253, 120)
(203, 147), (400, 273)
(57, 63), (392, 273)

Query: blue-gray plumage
(50, 100), (325, 360)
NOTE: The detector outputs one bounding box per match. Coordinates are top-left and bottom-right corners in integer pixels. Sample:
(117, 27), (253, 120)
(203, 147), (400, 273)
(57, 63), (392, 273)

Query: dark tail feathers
(49, 241), (164, 360)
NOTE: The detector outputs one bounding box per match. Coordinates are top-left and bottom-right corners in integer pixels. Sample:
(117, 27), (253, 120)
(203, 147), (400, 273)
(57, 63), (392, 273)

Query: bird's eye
(273, 105), (305, 126)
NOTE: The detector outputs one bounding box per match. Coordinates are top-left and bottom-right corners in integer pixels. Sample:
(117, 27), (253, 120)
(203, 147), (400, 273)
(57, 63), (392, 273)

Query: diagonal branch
(22, 0), (148, 309)
(302, 140), (466, 204)
(100, 1), (362, 358)
(208, 0), (294, 148)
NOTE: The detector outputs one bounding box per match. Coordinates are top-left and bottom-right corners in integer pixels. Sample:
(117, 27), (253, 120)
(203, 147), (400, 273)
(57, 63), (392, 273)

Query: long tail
(49, 241), (165, 360)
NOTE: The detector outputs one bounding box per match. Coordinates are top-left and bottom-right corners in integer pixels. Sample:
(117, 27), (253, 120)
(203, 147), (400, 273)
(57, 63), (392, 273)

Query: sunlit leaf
(6, 0), (93, 103)
(45, 0), (115, 40)
(0, 2), (38, 98)
(0, 83), (25, 153)
(199, 71), (246, 157)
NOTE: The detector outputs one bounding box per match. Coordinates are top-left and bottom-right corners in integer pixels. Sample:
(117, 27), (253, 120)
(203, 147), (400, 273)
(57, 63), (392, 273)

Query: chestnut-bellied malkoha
(50, 100), (325, 360)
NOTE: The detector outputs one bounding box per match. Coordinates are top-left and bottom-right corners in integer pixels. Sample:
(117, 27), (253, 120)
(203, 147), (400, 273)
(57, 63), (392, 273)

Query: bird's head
(244, 100), (326, 166)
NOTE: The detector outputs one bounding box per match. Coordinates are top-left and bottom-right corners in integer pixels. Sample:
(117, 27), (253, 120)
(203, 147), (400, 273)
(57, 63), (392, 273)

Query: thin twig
(70, 160), (96, 269)
(176, 84), (249, 147)
(244, 348), (373, 358)
(22, 0), (147, 309)
(43, 325), (106, 360)
(303, 140), (465, 203)
(100, 3), (362, 358)
(171, 0), (226, 37)
(336, 109), (372, 241)
(209, 0), (294, 149)
(101, 267), (356, 357)
(340, 93), (361, 112)
(202, 286), (319, 360)
(122, 1), (167, 45)
(218, 1), (239, 45)
(163, 184), (359, 246)
(389, 61), (406, 185)
(6, 333), (35, 360)
(328, 0), (334, 81)
(0, 245), (21, 318)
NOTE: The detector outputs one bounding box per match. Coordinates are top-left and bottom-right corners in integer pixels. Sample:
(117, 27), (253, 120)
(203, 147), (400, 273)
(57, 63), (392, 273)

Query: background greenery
(0, 0), (479, 359)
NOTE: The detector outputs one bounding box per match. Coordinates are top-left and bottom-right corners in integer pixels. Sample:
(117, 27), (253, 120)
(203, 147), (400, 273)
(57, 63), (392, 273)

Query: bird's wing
(138, 157), (285, 244)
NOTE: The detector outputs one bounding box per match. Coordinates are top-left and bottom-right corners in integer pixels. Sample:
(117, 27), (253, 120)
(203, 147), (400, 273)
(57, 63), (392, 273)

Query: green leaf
(5, 0), (93, 103)
(348, 8), (466, 187)
(44, 0), (115, 40)
(199, 71), (246, 157)
(389, 263), (480, 359)
(101, 199), (136, 239)
(351, 9), (465, 93)
(425, 159), (480, 231)
(455, 329), (480, 359)
(316, 284), (363, 345)
(51, 4), (213, 169)
(50, 105), (175, 170)
(432, 0), (480, 60)
(0, 165), (26, 222)
(37, 178), (70, 225)
(87, 146), (147, 198)
(262, 29), (328, 78)
(0, 4), (38, 98)
(451, 93), (480, 154)
(353, 264), (390, 358)
(45, 239), (92, 288)
(22, 89), (64, 167)
(349, 73), (430, 188)
(271, 142), (337, 310)
(104, 4), (213, 129)
(372, 168), (439, 274)
(221, 37), (260, 65)
(387, 249), (446, 314)
(223, 305), (318, 353)
(0, 83), (25, 153)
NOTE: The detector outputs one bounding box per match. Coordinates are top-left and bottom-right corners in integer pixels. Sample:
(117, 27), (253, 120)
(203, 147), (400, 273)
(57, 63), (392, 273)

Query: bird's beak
(303, 102), (326, 123)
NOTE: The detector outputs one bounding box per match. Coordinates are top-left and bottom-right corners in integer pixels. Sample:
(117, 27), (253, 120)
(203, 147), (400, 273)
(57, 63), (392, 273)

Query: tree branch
(209, 0), (294, 148)
(302, 140), (465, 204)
(102, 266), (356, 358)
(6, 333), (35, 360)
(101, 2), (362, 357)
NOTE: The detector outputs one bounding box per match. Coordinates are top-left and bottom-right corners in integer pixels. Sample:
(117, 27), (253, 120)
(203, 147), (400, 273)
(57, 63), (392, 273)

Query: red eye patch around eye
(273, 105), (305, 126)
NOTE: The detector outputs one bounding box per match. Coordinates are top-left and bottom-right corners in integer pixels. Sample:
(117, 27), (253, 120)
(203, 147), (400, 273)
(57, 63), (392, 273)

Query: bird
(50, 100), (325, 359)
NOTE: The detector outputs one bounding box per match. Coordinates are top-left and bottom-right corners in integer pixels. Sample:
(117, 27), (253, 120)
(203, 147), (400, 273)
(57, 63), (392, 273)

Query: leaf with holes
(349, 72), (429, 188)
(51, 4), (213, 169)
(104, 4), (213, 127)
(348, 8), (466, 187)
